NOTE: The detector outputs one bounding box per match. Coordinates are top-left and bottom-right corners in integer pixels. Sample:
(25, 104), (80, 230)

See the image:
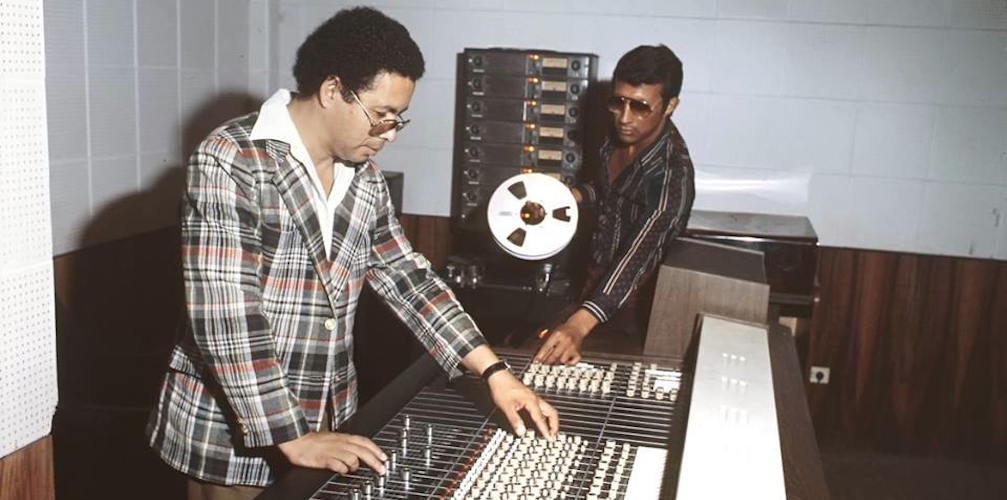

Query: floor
(820, 446), (1007, 500)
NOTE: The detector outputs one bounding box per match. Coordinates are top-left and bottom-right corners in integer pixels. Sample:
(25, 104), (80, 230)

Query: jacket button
(324, 318), (337, 331)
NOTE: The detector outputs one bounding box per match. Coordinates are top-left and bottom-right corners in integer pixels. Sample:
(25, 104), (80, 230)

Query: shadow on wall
(52, 93), (259, 500)
(77, 93), (262, 248)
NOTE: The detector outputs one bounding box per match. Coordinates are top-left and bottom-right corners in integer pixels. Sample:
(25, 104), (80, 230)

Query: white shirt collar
(249, 89), (316, 170)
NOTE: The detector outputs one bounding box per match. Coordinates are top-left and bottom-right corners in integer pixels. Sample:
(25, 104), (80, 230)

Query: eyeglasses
(349, 90), (410, 136)
(606, 95), (660, 119)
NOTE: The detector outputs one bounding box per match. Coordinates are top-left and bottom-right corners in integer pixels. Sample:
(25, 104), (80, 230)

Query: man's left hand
(533, 308), (599, 365)
(533, 322), (587, 365)
(486, 370), (559, 439)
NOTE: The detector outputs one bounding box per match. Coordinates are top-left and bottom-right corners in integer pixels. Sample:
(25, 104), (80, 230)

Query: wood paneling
(807, 247), (1007, 462)
(54, 226), (183, 407)
(0, 437), (55, 500)
(398, 214), (452, 269)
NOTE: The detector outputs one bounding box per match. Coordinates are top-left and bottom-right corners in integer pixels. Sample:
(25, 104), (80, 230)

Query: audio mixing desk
(259, 322), (828, 500)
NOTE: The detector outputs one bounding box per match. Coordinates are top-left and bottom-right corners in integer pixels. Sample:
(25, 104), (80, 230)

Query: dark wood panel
(0, 437), (55, 500)
(807, 247), (1007, 463)
(398, 213), (452, 269)
(54, 226), (183, 407)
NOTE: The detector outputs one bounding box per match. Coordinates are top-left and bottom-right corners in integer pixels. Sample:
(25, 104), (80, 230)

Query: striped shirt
(578, 118), (695, 323)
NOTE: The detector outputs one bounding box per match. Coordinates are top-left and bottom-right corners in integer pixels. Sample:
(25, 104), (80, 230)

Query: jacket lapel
(328, 171), (369, 271)
(265, 140), (341, 311)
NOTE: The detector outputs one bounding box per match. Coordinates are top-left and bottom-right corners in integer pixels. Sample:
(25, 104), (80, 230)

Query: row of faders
(453, 48), (598, 234)
(521, 361), (681, 401)
(625, 362), (681, 400)
(522, 361), (617, 395)
(449, 429), (587, 499)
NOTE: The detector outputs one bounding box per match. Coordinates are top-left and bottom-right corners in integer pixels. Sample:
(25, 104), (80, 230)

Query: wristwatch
(480, 360), (511, 382)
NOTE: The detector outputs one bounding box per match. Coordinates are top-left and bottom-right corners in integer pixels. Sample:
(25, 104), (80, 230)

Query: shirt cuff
(581, 301), (609, 323)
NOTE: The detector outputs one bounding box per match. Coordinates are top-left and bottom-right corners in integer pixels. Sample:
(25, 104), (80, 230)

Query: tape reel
(487, 173), (578, 260)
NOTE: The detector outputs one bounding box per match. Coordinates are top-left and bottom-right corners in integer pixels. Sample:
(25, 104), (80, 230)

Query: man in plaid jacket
(147, 7), (558, 499)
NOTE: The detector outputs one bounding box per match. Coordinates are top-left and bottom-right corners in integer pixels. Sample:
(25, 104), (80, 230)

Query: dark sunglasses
(350, 90), (410, 136)
(606, 95), (659, 118)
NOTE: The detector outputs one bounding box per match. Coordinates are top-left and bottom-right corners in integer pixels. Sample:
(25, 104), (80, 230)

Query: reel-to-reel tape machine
(447, 48), (599, 333)
(451, 48), (597, 252)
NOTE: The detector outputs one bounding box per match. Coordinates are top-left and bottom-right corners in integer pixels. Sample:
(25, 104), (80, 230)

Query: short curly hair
(293, 7), (425, 100)
(613, 45), (683, 107)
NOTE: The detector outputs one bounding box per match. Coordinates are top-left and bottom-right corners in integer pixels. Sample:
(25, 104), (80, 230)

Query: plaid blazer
(147, 112), (485, 486)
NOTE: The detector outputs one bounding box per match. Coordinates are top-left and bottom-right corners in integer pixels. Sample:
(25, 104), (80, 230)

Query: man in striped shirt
(535, 45), (696, 365)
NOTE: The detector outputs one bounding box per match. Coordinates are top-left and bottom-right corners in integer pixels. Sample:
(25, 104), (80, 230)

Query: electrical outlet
(809, 366), (830, 384)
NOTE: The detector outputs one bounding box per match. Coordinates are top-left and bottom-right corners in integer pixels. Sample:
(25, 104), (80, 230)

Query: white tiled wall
(45, 0), (271, 255)
(45, 0), (1007, 260)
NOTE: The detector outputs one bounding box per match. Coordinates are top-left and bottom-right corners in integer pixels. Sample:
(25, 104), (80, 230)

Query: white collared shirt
(249, 89), (356, 259)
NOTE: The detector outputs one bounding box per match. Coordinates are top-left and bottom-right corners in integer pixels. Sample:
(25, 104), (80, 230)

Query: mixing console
(305, 351), (682, 500)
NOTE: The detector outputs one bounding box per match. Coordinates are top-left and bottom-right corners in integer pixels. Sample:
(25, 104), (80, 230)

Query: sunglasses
(606, 95), (660, 118)
(350, 90), (410, 136)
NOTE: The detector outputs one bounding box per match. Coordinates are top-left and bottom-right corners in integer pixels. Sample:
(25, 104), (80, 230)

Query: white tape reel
(487, 173), (578, 260)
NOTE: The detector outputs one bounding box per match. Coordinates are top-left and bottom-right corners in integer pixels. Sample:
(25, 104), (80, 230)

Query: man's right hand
(277, 431), (387, 475)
